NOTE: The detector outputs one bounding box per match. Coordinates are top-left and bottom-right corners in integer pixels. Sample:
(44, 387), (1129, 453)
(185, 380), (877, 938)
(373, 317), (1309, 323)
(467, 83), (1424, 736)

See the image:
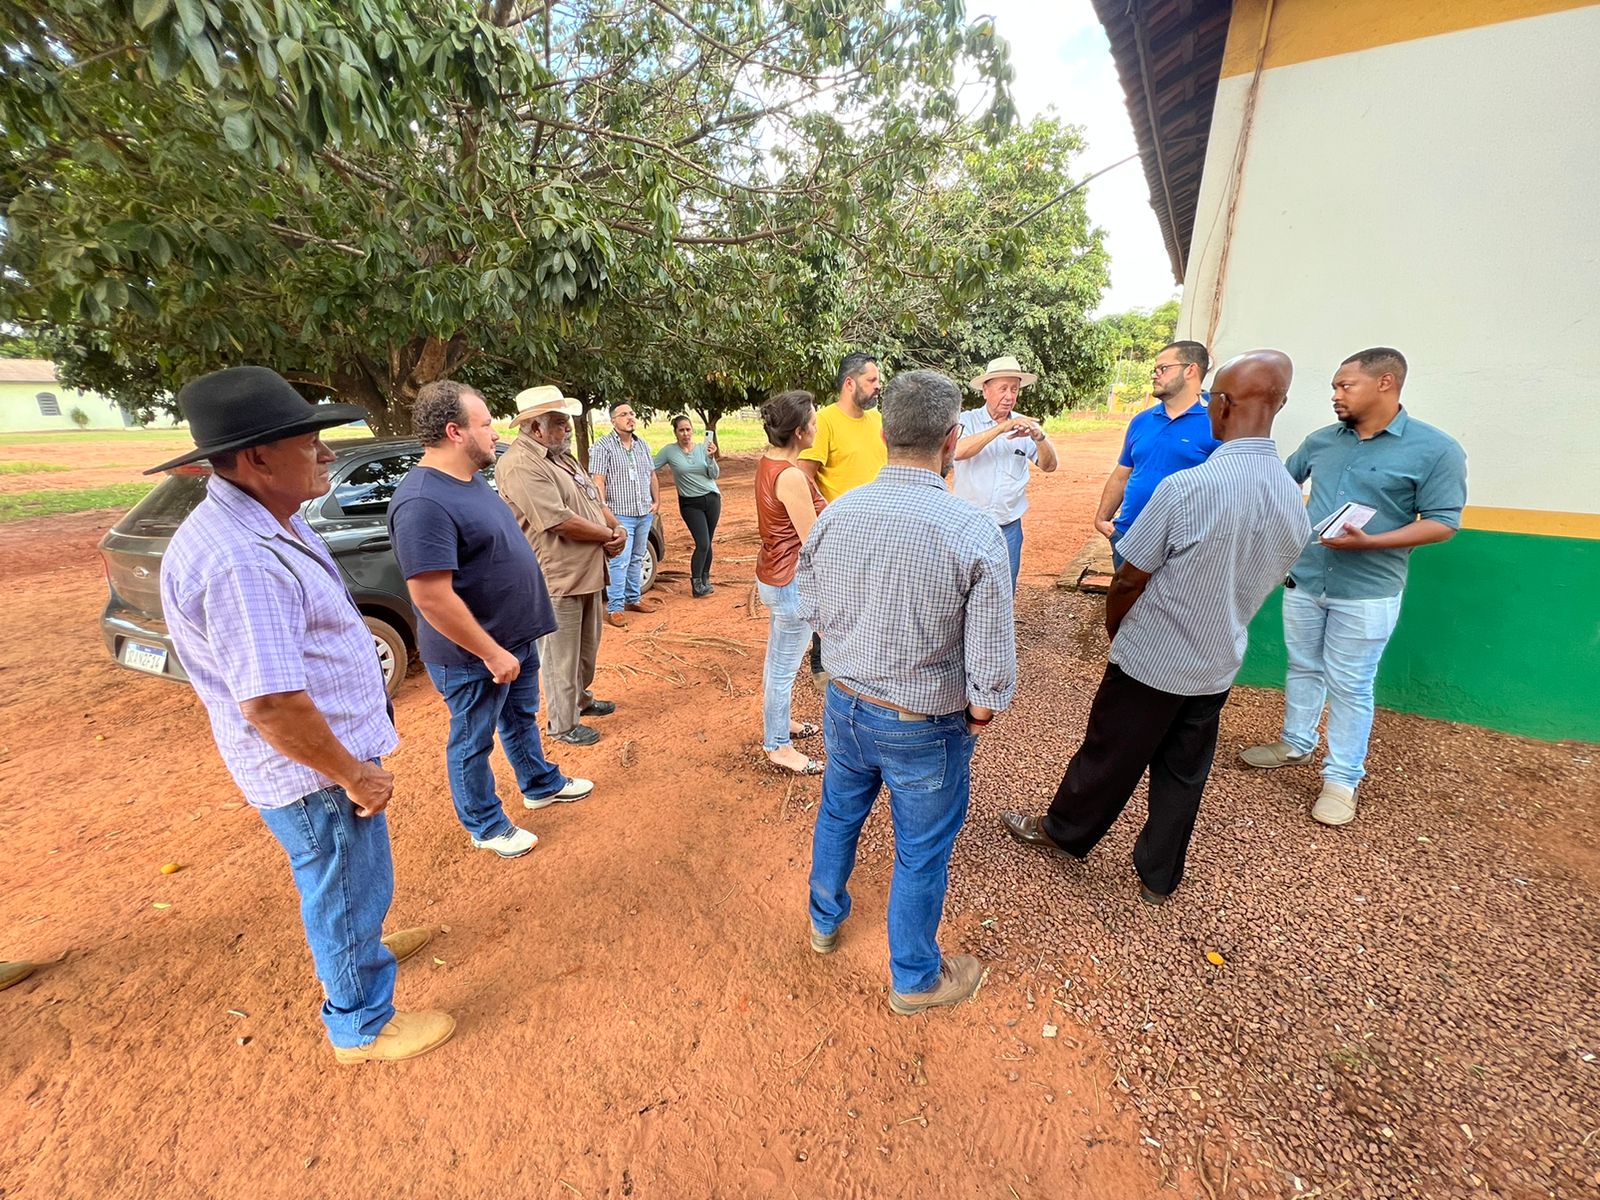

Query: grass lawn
(0, 461), (70, 474)
(0, 482), (157, 524)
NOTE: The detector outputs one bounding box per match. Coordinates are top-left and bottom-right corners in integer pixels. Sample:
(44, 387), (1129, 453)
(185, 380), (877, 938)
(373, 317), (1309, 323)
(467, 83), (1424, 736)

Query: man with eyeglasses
(499, 385), (627, 747)
(589, 399), (660, 628)
(1094, 341), (1221, 568)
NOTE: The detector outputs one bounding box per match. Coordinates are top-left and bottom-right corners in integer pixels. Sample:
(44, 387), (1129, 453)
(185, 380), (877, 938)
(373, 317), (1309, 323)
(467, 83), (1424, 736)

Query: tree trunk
(333, 333), (474, 438)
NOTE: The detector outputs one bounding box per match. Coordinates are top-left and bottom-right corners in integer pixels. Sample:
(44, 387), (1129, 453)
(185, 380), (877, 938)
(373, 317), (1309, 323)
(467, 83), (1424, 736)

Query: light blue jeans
(1280, 588), (1404, 788)
(809, 684), (977, 995)
(1000, 519), (1023, 594)
(759, 580), (812, 751)
(259, 780), (397, 1048)
(606, 513), (654, 612)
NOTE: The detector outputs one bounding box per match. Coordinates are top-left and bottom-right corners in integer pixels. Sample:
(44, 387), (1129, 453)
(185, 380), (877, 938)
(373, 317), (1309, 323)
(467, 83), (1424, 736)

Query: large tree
(0, 0), (1017, 432)
(843, 116), (1114, 415)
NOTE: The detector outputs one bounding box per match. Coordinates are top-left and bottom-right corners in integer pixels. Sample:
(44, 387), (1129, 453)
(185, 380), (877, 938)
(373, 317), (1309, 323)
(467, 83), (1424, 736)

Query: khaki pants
(540, 590), (603, 735)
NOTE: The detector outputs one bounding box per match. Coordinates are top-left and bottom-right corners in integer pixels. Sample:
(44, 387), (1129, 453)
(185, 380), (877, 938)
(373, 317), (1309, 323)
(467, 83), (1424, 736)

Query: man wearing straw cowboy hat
(153, 366), (452, 1063)
(952, 355), (1058, 592)
(497, 385), (627, 748)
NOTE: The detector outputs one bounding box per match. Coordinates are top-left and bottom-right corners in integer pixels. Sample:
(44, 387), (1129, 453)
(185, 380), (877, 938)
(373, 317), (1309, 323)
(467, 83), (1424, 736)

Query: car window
(333, 451), (423, 516)
(114, 473), (210, 536)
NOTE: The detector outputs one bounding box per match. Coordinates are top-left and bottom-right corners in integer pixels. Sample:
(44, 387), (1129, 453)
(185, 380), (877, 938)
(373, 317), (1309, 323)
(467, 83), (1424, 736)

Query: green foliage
(0, 482), (156, 522)
(68, 406), (92, 428)
(0, 0), (1020, 433)
(1097, 298), (1180, 361)
(842, 117), (1114, 416)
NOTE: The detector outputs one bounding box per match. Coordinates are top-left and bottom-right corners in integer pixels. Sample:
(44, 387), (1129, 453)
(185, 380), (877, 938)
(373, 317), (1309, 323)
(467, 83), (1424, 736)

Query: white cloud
(981, 0), (1181, 315)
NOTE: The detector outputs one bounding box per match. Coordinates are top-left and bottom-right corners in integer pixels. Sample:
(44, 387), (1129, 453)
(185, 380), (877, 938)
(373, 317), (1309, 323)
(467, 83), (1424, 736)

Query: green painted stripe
(1237, 528), (1600, 743)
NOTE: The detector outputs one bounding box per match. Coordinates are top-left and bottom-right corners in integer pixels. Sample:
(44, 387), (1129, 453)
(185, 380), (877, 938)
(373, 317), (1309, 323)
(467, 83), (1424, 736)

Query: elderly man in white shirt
(951, 355), (1058, 592)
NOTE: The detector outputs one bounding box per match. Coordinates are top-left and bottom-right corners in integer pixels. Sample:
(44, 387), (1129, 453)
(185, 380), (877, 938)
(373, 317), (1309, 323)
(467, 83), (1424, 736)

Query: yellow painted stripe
(1460, 506), (1600, 539)
(1222, 0), (1598, 78)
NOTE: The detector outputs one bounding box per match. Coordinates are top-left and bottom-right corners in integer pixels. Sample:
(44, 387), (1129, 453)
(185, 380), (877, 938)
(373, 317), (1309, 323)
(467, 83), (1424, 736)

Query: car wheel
(364, 615), (408, 699)
(640, 541), (659, 593)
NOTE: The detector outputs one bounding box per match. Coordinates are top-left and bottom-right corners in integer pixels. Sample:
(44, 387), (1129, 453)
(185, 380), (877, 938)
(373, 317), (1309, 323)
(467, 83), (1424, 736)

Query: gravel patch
(851, 587), (1600, 1199)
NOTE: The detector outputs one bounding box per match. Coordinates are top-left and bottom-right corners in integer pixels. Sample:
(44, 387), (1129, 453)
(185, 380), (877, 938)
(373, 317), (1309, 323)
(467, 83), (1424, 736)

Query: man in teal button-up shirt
(1239, 348), (1467, 827)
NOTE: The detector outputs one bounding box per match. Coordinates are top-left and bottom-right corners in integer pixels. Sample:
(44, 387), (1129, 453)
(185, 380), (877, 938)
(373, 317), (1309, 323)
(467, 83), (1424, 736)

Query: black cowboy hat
(144, 366), (368, 474)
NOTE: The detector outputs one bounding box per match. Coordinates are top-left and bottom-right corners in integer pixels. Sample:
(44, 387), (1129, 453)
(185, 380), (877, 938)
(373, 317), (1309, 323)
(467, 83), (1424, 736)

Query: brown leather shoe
(604, 612), (629, 629)
(624, 600), (659, 614)
(381, 927), (432, 965)
(333, 1010), (456, 1063)
(999, 811), (1079, 860)
(889, 954), (983, 1015)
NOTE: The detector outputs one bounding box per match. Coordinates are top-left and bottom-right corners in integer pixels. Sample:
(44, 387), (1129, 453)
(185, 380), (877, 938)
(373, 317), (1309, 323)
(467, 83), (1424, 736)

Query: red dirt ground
(1, 429), (1174, 1200)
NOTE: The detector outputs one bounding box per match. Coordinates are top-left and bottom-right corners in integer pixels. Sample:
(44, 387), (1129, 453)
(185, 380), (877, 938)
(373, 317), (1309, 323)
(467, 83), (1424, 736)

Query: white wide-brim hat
(969, 355), (1038, 391)
(512, 385), (582, 427)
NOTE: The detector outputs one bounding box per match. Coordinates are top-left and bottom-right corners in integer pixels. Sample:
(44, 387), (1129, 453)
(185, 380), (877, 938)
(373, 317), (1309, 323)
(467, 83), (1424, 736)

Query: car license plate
(121, 641), (168, 675)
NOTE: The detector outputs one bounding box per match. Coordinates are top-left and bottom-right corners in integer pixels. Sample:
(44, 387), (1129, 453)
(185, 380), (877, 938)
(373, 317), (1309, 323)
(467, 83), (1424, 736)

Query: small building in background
(1093, 0), (1598, 742)
(0, 360), (140, 432)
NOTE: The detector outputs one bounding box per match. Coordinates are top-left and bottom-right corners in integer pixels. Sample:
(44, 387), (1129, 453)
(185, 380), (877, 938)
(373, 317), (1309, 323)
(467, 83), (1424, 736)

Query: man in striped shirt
(1000, 351), (1311, 903)
(798, 369), (1016, 1015)
(588, 400), (659, 628)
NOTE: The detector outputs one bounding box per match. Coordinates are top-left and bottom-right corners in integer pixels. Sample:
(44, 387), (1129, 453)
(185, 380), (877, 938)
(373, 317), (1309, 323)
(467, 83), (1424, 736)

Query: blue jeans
(759, 580), (812, 751)
(606, 513), (654, 612)
(808, 685), (978, 994)
(259, 782), (396, 1048)
(1000, 519), (1023, 594)
(1280, 588), (1404, 788)
(424, 640), (566, 840)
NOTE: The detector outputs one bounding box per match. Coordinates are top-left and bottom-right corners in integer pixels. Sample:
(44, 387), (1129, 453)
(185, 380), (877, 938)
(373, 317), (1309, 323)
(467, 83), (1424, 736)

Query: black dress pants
(1042, 662), (1230, 895)
(677, 492), (721, 585)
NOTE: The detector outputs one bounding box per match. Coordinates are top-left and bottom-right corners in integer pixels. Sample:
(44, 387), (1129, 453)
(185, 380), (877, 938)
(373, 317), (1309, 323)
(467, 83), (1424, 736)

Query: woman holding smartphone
(653, 414), (722, 597)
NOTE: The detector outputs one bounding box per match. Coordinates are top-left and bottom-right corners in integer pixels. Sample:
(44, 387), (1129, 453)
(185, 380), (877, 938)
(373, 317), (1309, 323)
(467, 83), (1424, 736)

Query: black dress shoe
(551, 724), (600, 746)
(998, 811), (1079, 860)
(1138, 883), (1170, 906)
(580, 699), (616, 717)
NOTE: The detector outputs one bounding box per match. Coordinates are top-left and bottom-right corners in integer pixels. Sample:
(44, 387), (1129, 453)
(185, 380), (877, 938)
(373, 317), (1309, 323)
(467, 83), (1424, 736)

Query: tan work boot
(1311, 782), (1358, 827)
(333, 1011), (456, 1063)
(809, 924), (838, 955)
(0, 961), (35, 991)
(381, 927), (432, 965)
(1238, 740), (1315, 769)
(889, 955), (983, 1016)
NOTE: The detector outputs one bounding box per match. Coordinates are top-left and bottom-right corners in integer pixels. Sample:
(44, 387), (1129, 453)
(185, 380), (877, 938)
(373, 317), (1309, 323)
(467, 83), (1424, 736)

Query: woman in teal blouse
(653, 414), (722, 597)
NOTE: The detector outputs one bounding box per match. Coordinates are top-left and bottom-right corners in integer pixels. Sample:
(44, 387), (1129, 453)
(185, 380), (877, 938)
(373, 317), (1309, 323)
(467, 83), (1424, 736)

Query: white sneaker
(471, 826), (539, 857)
(523, 777), (594, 810)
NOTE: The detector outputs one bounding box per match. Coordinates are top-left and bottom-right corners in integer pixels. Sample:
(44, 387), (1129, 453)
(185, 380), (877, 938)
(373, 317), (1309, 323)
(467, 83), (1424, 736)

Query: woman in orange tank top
(755, 391), (827, 775)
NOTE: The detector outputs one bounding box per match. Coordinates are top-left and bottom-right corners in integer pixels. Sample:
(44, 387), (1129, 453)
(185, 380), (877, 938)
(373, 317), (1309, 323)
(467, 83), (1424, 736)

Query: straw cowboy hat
(512, 384), (583, 427)
(969, 355), (1039, 391)
(144, 366), (367, 474)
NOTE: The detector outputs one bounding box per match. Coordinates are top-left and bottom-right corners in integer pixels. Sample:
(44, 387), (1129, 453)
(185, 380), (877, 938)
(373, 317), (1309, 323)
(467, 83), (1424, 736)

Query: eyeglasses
(1151, 363), (1188, 377)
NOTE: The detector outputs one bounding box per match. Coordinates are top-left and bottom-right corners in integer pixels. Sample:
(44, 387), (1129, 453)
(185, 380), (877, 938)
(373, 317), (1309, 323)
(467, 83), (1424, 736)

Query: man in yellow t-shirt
(797, 352), (885, 685)
(799, 352), (885, 502)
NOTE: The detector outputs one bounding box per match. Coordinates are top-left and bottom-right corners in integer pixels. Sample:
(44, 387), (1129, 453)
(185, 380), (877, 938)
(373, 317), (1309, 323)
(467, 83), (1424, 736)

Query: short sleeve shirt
(1114, 397), (1222, 539)
(653, 442), (721, 498)
(1284, 409), (1467, 599)
(587, 432), (655, 516)
(388, 466), (558, 665)
(798, 404), (887, 501)
(160, 475), (398, 809)
(497, 435), (610, 597)
(1112, 439), (1312, 696)
(952, 406), (1040, 524)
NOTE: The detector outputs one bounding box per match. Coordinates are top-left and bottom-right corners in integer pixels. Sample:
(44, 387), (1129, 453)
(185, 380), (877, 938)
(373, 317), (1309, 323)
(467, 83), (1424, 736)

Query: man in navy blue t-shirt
(1094, 341), (1221, 567)
(389, 381), (594, 859)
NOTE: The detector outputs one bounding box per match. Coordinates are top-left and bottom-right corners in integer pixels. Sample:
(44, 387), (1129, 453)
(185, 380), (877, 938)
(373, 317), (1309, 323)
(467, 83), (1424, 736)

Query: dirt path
(3, 428), (1596, 1200)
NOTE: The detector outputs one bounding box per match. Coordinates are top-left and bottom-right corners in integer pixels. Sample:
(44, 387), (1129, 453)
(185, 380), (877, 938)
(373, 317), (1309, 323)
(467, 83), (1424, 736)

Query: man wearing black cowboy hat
(154, 366), (453, 1063)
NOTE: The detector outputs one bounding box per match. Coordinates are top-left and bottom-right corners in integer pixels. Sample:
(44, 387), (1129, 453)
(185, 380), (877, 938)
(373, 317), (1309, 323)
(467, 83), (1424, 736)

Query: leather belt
(831, 679), (938, 723)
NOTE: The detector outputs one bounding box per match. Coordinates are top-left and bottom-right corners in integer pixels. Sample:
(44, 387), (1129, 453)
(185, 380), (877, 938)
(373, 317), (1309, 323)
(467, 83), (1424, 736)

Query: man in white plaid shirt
(587, 400), (659, 627)
(797, 369), (1017, 1016)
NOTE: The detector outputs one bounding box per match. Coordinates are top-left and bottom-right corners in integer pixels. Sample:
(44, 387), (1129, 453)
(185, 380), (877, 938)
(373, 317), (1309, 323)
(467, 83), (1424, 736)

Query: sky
(981, 0), (1180, 316)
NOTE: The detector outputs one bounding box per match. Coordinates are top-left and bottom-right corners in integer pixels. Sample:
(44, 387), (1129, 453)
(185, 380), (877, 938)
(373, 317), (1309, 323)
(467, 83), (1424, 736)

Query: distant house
(0, 360), (138, 432)
(1091, 0), (1599, 742)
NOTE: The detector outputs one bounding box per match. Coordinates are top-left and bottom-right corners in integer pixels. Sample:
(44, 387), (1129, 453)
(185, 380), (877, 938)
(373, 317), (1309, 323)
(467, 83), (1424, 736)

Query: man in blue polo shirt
(1094, 341), (1220, 567)
(1239, 348), (1466, 828)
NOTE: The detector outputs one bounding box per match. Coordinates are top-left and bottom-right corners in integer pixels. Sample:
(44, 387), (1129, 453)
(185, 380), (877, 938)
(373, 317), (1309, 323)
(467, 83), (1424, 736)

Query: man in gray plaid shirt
(797, 369), (1016, 1016)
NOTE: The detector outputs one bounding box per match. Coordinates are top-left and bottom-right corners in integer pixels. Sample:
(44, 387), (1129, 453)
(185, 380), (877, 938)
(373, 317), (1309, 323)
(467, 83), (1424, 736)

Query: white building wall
(1176, 6), (1600, 517)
